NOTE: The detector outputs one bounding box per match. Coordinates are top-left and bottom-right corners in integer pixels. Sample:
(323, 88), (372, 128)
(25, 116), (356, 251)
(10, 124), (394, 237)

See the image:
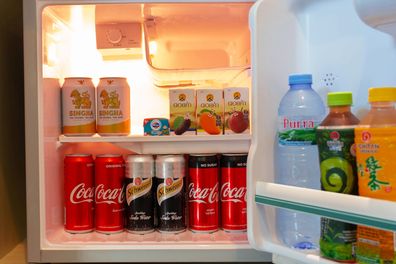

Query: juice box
(169, 89), (196, 135)
(196, 88), (224, 135)
(224, 87), (249, 134)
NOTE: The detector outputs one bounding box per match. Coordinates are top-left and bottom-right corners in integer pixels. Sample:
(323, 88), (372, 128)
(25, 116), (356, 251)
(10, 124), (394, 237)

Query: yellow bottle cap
(368, 87), (396, 102)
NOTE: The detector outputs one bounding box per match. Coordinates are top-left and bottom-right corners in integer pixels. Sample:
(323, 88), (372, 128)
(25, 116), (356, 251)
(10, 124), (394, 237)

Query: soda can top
(155, 155), (185, 179)
(126, 155), (154, 178)
(221, 153), (248, 157)
(64, 77), (92, 80)
(99, 77), (127, 80)
(96, 154), (123, 158)
(65, 153), (92, 157)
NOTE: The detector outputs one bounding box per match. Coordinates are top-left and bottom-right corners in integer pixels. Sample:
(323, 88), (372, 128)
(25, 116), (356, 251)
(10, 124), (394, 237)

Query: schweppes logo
(206, 94), (214, 102)
(126, 178), (152, 205)
(157, 178), (183, 206)
(233, 91), (241, 100)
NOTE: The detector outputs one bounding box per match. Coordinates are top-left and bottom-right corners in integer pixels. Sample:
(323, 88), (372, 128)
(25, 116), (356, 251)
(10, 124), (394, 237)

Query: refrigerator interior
(248, 0), (396, 263)
(34, 2), (271, 262)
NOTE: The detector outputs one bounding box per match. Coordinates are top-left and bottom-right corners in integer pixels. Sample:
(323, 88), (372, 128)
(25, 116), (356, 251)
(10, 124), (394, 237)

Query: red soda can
(64, 154), (94, 233)
(220, 154), (247, 232)
(188, 154), (219, 233)
(95, 154), (125, 234)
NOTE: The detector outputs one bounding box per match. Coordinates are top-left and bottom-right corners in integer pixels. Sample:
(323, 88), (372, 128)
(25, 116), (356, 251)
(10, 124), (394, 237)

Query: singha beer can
(64, 154), (94, 233)
(125, 155), (155, 234)
(97, 77), (130, 136)
(155, 155), (186, 233)
(220, 154), (247, 232)
(62, 77), (96, 136)
(188, 154), (219, 233)
(95, 154), (125, 234)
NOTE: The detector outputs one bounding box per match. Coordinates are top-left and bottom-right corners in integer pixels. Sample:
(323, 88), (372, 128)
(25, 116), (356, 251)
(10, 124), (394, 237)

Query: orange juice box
(196, 88), (224, 135)
(224, 87), (250, 135)
(169, 88), (196, 135)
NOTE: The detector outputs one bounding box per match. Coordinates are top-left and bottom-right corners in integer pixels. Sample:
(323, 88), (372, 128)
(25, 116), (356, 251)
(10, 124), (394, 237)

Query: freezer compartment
(248, 0), (396, 262)
(43, 3), (252, 88)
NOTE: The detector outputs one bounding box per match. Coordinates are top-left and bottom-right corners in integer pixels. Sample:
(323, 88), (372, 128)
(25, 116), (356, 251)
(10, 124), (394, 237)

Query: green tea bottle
(316, 92), (359, 262)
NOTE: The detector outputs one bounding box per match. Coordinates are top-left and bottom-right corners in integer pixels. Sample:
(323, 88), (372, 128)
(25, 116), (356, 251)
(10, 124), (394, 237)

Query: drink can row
(188, 154), (247, 233)
(64, 154), (125, 234)
(62, 77), (130, 136)
(64, 153), (246, 234)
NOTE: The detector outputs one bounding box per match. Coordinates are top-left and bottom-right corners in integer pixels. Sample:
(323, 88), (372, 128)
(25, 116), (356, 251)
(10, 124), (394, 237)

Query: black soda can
(125, 155), (155, 234)
(155, 155), (186, 233)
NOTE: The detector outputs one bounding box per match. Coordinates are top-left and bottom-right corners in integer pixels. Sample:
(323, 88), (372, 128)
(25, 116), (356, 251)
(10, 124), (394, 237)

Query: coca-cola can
(125, 155), (155, 234)
(95, 154), (125, 234)
(188, 154), (219, 233)
(155, 155), (186, 233)
(220, 154), (247, 232)
(64, 154), (94, 233)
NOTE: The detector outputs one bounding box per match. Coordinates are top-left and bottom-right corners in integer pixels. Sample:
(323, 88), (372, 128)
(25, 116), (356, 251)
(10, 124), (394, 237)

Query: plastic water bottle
(275, 74), (325, 250)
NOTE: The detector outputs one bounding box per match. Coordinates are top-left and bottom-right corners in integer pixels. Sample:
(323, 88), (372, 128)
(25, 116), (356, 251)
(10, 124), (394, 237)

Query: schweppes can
(62, 77), (96, 136)
(125, 155), (155, 234)
(97, 77), (130, 136)
(155, 155), (186, 233)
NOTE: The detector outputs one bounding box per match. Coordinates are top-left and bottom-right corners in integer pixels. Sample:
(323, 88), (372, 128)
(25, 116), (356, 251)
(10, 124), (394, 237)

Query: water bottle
(275, 73), (325, 250)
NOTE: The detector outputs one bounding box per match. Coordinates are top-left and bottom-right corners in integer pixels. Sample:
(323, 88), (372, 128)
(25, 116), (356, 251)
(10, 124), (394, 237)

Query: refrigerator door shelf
(58, 134), (251, 154)
(256, 182), (396, 232)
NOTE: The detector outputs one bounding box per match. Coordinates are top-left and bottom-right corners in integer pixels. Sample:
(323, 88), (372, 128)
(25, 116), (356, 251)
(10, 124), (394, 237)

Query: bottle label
(356, 225), (395, 264)
(355, 127), (396, 201)
(278, 116), (320, 145)
(320, 218), (356, 261)
(316, 127), (357, 194)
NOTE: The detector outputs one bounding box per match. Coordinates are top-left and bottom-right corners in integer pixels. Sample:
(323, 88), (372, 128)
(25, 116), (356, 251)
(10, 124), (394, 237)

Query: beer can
(220, 154), (247, 232)
(125, 155), (155, 234)
(64, 154), (94, 233)
(97, 77), (130, 136)
(188, 154), (219, 233)
(155, 155), (186, 233)
(62, 77), (96, 136)
(95, 154), (125, 234)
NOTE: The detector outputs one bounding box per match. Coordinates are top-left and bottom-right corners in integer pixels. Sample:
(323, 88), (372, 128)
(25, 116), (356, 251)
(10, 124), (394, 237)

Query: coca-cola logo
(95, 184), (125, 204)
(188, 182), (218, 204)
(70, 183), (94, 204)
(220, 182), (246, 203)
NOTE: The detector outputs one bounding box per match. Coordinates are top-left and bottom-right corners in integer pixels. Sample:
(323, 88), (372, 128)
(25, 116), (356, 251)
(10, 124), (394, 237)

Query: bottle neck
(329, 105), (352, 113)
(370, 101), (395, 109)
(289, 84), (312, 90)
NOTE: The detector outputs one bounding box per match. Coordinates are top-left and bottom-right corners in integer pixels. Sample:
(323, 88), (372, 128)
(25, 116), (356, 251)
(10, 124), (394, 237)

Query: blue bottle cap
(288, 74), (312, 85)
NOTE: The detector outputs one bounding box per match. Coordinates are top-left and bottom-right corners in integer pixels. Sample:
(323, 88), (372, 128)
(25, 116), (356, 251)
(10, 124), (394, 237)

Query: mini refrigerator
(24, 0), (396, 263)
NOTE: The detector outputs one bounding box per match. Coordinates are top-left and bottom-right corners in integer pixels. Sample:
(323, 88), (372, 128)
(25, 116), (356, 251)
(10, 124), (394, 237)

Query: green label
(317, 127), (358, 261)
(320, 218), (356, 261)
(316, 127), (357, 194)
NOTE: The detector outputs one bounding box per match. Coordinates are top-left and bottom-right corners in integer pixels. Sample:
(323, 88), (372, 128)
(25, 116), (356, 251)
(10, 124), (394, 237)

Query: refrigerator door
(248, 0), (396, 263)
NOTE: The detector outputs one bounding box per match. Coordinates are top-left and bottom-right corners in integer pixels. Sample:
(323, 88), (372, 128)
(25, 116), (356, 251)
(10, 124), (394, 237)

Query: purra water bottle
(275, 73), (326, 250)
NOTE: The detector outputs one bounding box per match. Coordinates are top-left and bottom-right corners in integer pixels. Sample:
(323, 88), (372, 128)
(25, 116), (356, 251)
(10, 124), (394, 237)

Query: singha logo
(70, 90), (92, 109)
(100, 90), (120, 109)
